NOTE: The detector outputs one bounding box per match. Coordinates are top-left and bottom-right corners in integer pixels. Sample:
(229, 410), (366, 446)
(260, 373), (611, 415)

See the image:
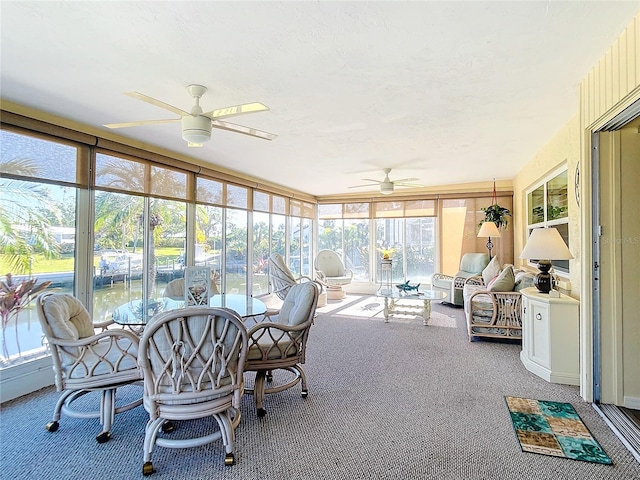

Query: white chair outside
(137, 307), (248, 476)
(36, 292), (142, 443)
(314, 249), (353, 300)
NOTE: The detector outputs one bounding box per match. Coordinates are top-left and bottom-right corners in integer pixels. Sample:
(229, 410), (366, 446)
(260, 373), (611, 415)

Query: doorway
(593, 107), (640, 459)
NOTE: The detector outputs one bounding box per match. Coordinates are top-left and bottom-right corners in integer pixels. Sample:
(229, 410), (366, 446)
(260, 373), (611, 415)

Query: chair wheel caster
(96, 431), (111, 443)
(301, 390), (308, 399)
(45, 421), (59, 432)
(224, 453), (235, 466)
(142, 462), (154, 476)
(257, 408), (267, 417)
(161, 421), (175, 433)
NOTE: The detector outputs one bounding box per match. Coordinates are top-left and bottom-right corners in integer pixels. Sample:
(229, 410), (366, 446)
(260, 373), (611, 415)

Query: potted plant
(1, 273), (51, 358)
(479, 204), (511, 229)
(377, 247), (395, 260)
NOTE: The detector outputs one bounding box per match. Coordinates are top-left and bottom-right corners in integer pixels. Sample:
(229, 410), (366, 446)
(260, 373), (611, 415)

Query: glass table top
(112, 294), (268, 325)
(376, 289), (448, 300)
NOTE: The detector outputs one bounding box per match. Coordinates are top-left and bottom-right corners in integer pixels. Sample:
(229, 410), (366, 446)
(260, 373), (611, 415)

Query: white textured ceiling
(1, 1), (638, 197)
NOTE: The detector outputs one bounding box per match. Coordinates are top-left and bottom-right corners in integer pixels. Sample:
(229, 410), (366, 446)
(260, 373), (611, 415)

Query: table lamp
(477, 221), (501, 259)
(519, 227), (573, 293)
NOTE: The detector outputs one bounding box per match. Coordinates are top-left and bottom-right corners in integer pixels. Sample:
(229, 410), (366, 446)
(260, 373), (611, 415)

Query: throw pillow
(489, 265), (516, 292)
(482, 256), (501, 285)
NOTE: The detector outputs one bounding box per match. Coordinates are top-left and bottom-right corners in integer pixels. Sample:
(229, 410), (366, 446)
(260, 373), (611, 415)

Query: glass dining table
(111, 294), (268, 326)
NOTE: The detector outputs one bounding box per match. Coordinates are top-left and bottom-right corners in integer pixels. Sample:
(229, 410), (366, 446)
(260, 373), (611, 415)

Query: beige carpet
(2, 295), (639, 480)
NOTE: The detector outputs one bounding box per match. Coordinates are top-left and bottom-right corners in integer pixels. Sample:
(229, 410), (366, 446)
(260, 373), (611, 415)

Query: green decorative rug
(505, 396), (612, 464)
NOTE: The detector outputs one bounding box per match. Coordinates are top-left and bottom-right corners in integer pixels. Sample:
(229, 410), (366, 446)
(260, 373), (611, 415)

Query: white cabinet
(520, 287), (580, 386)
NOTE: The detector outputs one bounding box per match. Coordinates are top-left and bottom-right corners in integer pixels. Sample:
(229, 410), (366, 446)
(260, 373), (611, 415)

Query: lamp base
(534, 260), (553, 293)
(485, 237), (494, 260)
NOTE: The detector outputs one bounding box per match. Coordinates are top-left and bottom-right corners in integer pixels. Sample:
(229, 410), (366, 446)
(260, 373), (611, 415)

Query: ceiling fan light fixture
(380, 182), (394, 195)
(181, 115), (211, 144)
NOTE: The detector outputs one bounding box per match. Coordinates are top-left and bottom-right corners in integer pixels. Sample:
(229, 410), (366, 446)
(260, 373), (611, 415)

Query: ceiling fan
(103, 84), (277, 147)
(349, 168), (424, 195)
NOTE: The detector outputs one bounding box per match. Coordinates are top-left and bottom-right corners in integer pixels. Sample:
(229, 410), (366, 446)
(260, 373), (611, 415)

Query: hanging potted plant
(479, 180), (511, 229)
(480, 204), (511, 229)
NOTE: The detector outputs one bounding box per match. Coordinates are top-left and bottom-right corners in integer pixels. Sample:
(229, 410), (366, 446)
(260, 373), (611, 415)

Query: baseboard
(624, 396), (640, 410)
(0, 356), (54, 403)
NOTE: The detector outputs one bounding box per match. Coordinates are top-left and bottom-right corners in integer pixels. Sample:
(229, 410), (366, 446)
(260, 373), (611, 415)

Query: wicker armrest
(50, 328), (141, 381)
(464, 275), (485, 286)
(431, 273), (454, 282)
(467, 290), (523, 341)
(246, 322), (310, 363)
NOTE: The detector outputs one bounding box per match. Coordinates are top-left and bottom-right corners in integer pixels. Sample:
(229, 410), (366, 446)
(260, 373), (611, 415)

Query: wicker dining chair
(244, 281), (319, 417)
(137, 307), (248, 476)
(36, 292), (142, 443)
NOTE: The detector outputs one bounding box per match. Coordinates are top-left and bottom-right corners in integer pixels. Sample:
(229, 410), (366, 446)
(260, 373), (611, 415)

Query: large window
(318, 203), (371, 281)
(318, 201), (436, 284)
(1, 130), (79, 365)
(526, 168), (570, 274)
(1, 127), (318, 374)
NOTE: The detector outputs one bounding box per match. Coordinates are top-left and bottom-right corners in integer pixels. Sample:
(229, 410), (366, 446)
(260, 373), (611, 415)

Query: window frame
(525, 166), (571, 276)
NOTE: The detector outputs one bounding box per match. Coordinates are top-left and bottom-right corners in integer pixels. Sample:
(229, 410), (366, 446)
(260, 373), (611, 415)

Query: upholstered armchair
(314, 249), (353, 300)
(431, 253), (489, 306)
(36, 292), (142, 443)
(244, 281), (319, 417)
(137, 307), (248, 475)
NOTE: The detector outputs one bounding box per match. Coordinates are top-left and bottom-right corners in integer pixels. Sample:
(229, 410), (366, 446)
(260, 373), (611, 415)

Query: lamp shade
(519, 227), (573, 261)
(477, 221), (501, 238)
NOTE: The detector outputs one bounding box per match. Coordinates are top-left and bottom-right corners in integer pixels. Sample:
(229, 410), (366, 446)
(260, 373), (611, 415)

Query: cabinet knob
(536, 313), (542, 320)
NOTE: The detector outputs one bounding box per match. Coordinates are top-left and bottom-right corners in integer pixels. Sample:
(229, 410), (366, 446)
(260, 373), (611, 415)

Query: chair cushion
(42, 294), (94, 340)
(247, 337), (298, 361)
(459, 253), (490, 275)
(279, 282), (316, 326)
(481, 256), (501, 285)
(489, 266), (516, 292)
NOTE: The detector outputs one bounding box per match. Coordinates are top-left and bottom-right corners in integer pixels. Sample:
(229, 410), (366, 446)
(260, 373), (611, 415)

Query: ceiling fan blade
(103, 118), (180, 129)
(349, 183), (380, 188)
(360, 178), (383, 184)
(392, 177), (419, 183)
(395, 182), (425, 188)
(211, 120), (277, 140)
(124, 92), (190, 117)
(204, 102), (270, 120)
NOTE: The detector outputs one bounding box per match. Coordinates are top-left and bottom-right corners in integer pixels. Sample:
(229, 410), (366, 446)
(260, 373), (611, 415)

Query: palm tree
(94, 158), (183, 297)
(0, 159), (59, 274)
